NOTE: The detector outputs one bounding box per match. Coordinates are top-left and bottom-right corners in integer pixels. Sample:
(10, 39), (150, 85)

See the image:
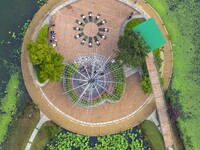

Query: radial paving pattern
(63, 54), (125, 107)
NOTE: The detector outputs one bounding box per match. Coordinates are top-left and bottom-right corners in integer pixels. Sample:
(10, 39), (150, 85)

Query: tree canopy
(39, 52), (64, 81)
(116, 30), (149, 67)
(26, 24), (64, 82)
(26, 40), (49, 65)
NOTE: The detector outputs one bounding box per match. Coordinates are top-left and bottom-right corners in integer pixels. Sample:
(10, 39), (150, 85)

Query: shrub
(153, 48), (162, 72)
(44, 125), (57, 138)
(125, 18), (145, 30)
(141, 74), (152, 94)
(37, 24), (48, 44)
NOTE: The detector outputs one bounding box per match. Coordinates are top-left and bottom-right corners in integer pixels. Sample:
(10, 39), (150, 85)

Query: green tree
(26, 24), (65, 82)
(116, 30), (149, 67)
(37, 24), (48, 44)
(26, 40), (49, 65)
(39, 51), (64, 82)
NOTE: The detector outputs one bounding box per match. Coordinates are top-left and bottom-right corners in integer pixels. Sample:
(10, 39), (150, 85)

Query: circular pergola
(63, 54), (125, 107)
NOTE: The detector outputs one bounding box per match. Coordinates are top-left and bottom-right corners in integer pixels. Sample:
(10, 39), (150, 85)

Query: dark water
(0, 0), (38, 94)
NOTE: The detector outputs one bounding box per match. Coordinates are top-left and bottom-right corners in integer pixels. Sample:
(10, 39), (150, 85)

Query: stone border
(21, 0), (157, 135)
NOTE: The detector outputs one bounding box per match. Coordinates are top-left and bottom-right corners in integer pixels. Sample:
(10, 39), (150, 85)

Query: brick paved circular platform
(20, 0), (174, 136)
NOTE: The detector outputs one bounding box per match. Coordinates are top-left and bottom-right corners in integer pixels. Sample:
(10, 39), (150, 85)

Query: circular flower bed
(62, 55), (125, 107)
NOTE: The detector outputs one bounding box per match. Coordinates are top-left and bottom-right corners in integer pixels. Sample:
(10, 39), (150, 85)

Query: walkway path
(136, 0), (173, 90)
(146, 52), (173, 149)
(21, 0), (173, 136)
(124, 67), (141, 78)
(21, 0), (156, 136)
(25, 112), (50, 150)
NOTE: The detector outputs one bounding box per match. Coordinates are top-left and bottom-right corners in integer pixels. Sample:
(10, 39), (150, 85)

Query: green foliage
(4, 103), (40, 150)
(116, 30), (149, 67)
(65, 62), (125, 106)
(0, 73), (19, 145)
(44, 123), (58, 138)
(153, 48), (164, 87)
(147, 0), (200, 149)
(46, 128), (150, 150)
(37, 0), (48, 8)
(33, 65), (46, 83)
(37, 24), (48, 44)
(125, 18), (145, 30)
(153, 48), (162, 72)
(39, 51), (64, 82)
(140, 120), (165, 150)
(141, 75), (152, 94)
(19, 19), (31, 39)
(26, 25), (64, 82)
(31, 122), (61, 150)
(27, 40), (49, 65)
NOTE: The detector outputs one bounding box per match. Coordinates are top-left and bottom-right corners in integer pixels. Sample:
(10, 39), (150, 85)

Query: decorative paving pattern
(73, 12), (109, 47)
(21, 0), (175, 136)
(63, 54), (125, 107)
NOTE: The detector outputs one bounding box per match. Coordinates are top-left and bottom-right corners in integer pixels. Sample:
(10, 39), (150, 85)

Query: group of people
(49, 30), (58, 48)
(127, 12), (134, 20)
(81, 65), (105, 76)
(49, 19), (58, 48)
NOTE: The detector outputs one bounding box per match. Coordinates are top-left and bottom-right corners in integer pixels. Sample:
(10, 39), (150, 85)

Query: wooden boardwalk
(146, 52), (173, 149)
(137, 0), (173, 90)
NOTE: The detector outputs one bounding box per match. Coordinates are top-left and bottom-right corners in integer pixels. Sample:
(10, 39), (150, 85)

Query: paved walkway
(25, 112), (50, 150)
(124, 67), (141, 78)
(21, 0), (172, 136)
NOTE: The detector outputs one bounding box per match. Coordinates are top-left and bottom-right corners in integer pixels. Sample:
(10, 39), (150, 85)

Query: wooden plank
(146, 52), (173, 149)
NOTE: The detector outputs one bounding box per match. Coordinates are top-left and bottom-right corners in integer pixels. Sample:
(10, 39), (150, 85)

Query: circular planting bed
(63, 54), (125, 107)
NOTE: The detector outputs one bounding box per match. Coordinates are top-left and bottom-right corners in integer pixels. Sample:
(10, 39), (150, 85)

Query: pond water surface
(0, 0), (38, 96)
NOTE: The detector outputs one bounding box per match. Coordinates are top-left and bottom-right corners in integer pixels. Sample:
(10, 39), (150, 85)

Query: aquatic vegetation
(37, 0), (48, 8)
(0, 73), (20, 145)
(46, 128), (150, 150)
(147, 0), (200, 149)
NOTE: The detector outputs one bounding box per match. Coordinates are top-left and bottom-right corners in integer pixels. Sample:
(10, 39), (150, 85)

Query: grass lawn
(4, 103), (40, 150)
(31, 121), (61, 150)
(140, 120), (165, 150)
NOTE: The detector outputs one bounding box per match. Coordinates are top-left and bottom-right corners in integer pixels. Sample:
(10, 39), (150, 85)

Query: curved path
(25, 112), (50, 150)
(136, 0), (173, 90)
(21, 0), (172, 136)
